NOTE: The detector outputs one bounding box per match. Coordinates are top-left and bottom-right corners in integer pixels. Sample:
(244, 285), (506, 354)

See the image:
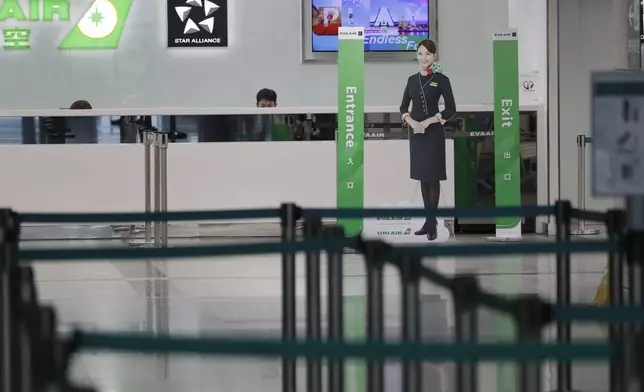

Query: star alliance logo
(167, 0), (228, 47)
(175, 0), (219, 35)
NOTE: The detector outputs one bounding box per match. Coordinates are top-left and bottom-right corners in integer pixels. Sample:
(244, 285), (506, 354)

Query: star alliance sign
(175, 0), (219, 35)
(167, 0), (227, 47)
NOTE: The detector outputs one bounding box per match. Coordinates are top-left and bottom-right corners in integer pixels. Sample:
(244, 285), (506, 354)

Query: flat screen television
(311, 0), (431, 52)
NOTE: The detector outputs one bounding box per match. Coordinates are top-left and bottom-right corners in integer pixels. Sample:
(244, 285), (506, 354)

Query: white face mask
(416, 47), (435, 71)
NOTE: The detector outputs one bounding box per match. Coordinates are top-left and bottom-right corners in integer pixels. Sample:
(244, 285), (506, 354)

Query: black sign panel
(641, 0), (644, 43)
(167, 0), (228, 47)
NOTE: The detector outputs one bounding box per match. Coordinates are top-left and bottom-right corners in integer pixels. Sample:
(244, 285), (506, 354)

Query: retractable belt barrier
(1, 201), (643, 392)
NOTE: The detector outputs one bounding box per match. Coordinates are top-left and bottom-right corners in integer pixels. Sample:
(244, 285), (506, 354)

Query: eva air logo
(60, 0), (133, 49)
(0, 0), (132, 50)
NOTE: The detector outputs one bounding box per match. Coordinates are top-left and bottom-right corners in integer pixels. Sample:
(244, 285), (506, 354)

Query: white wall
(558, 0), (624, 210)
(509, 0), (547, 105)
(0, 141), (454, 215)
(0, 0), (515, 110)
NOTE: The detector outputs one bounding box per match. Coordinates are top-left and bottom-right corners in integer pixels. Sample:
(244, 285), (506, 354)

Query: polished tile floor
(20, 224), (609, 392)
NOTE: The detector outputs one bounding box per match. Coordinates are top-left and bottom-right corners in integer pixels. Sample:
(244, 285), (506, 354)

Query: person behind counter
(40, 100), (94, 143)
(256, 88), (277, 108)
(399, 39), (456, 241)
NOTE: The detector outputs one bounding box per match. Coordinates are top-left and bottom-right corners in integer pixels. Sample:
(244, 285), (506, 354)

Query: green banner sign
(337, 26), (365, 237)
(0, 0), (132, 50)
(492, 30), (522, 239)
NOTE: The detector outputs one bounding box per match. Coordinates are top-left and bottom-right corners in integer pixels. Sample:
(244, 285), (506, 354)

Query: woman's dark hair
(417, 39), (437, 54)
(69, 100), (92, 109)
(256, 88), (277, 103)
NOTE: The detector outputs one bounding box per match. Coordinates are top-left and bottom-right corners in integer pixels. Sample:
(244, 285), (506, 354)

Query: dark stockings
(420, 181), (440, 233)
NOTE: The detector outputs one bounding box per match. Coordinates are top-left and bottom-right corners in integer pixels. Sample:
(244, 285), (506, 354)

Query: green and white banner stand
(337, 26), (365, 237)
(338, 26), (366, 392)
(489, 30), (523, 241)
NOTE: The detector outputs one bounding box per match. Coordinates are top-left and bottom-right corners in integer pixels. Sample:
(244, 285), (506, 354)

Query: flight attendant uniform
(399, 70), (456, 183)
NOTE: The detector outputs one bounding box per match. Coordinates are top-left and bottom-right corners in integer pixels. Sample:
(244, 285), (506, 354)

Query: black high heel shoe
(414, 225), (429, 236)
(426, 220), (438, 241)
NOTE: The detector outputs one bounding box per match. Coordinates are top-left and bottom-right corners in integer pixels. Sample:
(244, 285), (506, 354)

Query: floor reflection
(24, 228), (608, 392)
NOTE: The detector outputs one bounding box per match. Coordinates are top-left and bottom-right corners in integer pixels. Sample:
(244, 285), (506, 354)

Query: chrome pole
(129, 131), (154, 247)
(153, 132), (161, 248)
(571, 135), (599, 235)
(144, 131), (153, 243)
(159, 133), (169, 247)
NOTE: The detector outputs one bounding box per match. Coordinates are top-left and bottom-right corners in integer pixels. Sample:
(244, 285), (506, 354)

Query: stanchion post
(280, 203), (300, 392)
(571, 135), (599, 236)
(399, 251), (422, 392)
(0, 210), (20, 392)
(453, 275), (479, 392)
(304, 218), (322, 392)
(16, 267), (37, 392)
(159, 133), (169, 248)
(324, 225), (345, 392)
(607, 209), (626, 392)
(625, 196), (644, 389)
(554, 200), (572, 392)
(144, 130), (153, 244)
(152, 132), (162, 248)
(516, 295), (550, 392)
(365, 240), (385, 392)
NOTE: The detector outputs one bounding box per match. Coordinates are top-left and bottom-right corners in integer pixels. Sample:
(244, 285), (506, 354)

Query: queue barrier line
(19, 205), (557, 224)
(18, 238), (618, 262)
(19, 236), (644, 323)
(370, 245), (644, 323)
(302, 205), (554, 219)
(0, 201), (629, 392)
(19, 208), (281, 224)
(72, 332), (615, 362)
(570, 208), (607, 224)
(552, 305), (644, 322)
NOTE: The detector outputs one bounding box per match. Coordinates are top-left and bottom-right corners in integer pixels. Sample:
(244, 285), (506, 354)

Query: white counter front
(0, 140), (454, 219)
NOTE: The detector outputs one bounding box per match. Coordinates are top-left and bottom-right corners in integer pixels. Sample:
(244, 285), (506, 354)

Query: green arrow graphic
(60, 0), (132, 50)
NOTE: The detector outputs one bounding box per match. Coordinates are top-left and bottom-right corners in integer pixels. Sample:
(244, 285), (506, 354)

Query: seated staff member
(256, 88), (278, 107)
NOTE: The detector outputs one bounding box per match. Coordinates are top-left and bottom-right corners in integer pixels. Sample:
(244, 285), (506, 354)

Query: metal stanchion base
(128, 239), (155, 248)
(129, 225), (146, 234)
(112, 224), (145, 233)
(570, 227), (600, 236)
(444, 219), (456, 240)
(485, 236), (524, 242)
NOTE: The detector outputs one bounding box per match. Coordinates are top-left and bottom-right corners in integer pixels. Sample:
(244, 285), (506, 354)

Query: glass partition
(0, 113), (406, 144)
(0, 112), (536, 147)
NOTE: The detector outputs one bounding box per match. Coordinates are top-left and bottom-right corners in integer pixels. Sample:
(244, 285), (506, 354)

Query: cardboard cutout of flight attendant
(363, 39), (456, 244)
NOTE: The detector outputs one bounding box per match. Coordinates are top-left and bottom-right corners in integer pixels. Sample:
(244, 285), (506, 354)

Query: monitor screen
(311, 0), (430, 52)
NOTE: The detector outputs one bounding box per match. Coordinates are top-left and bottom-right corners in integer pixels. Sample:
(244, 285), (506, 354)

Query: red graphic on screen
(312, 5), (342, 36)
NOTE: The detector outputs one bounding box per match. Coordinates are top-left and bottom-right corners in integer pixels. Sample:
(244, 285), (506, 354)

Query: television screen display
(311, 0), (430, 52)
